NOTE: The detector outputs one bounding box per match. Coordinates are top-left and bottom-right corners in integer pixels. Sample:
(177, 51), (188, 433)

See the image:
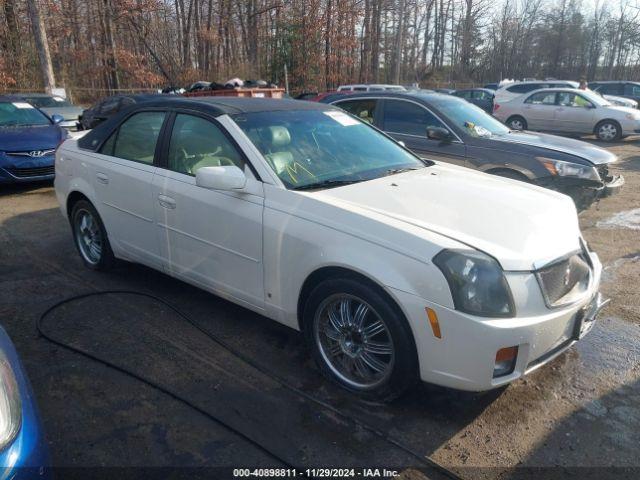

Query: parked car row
(54, 96), (610, 401)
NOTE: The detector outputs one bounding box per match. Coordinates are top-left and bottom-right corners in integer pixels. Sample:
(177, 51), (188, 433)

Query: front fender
(262, 194), (460, 330)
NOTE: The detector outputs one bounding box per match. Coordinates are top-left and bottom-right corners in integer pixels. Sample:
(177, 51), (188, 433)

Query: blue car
(0, 326), (50, 477)
(0, 96), (67, 184)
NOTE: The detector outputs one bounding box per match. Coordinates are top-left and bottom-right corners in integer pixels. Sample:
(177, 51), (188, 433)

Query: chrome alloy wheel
(597, 123), (618, 141)
(314, 294), (395, 389)
(74, 208), (103, 265)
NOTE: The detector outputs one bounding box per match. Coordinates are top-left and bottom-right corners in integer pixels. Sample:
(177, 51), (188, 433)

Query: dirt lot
(0, 138), (638, 479)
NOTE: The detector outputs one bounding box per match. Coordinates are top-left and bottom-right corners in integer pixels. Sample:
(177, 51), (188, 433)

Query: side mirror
(51, 114), (64, 124)
(196, 165), (247, 191)
(426, 126), (452, 141)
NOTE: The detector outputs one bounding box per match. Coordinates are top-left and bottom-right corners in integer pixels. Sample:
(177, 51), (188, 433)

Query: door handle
(96, 173), (109, 184)
(158, 195), (176, 209)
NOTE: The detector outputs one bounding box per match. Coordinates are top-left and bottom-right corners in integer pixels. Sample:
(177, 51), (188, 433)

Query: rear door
(624, 83), (640, 102)
(332, 98), (381, 126)
(90, 110), (167, 268)
(554, 92), (596, 133)
(521, 91), (558, 130)
(380, 98), (466, 166)
(471, 90), (493, 113)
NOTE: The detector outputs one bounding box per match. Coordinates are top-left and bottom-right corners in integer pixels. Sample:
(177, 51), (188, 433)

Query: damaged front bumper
(535, 171), (624, 211)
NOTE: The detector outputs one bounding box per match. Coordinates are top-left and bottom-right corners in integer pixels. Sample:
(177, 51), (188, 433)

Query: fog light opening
(493, 346), (518, 378)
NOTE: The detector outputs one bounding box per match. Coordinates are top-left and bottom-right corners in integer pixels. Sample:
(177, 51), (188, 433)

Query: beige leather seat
(264, 126), (294, 175)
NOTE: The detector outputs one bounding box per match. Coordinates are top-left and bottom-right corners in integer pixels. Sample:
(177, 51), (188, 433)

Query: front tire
(303, 277), (418, 402)
(595, 120), (621, 142)
(70, 200), (115, 271)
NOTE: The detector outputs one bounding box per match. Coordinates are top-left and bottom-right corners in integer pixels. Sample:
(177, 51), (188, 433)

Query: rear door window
(335, 99), (378, 124)
(524, 92), (557, 105)
(383, 100), (445, 136)
(625, 84), (640, 96)
(507, 84), (541, 93)
(101, 111), (166, 164)
(472, 91), (490, 100)
(599, 83), (623, 95)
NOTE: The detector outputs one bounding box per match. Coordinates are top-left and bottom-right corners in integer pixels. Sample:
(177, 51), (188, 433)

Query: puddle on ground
(572, 316), (640, 389)
(596, 208), (640, 230)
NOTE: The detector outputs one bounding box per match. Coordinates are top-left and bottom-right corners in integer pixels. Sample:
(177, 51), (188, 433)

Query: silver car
(494, 88), (640, 141)
(17, 93), (83, 130)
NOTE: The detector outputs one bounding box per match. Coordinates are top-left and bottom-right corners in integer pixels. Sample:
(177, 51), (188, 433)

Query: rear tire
(70, 200), (115, 271)
(595, 120), (621, 142)
(302, 277), (418, 402)
(506, 115), (527, 131)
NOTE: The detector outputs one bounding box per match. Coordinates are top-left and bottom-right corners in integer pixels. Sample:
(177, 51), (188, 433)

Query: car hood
(603, 95), (637, 107)
(315, 165), (581, 271)
(0, 125), (63, 152)
(489, 130), (616, 165)
(40, 106), (83, 120)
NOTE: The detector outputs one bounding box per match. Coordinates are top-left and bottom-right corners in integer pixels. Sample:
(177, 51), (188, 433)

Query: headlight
(434, 249), (515, 317)
(537, 157), (600, 181)
(0, 351), (22, 452)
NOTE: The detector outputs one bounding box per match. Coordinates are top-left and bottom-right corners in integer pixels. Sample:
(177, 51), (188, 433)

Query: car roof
(589, 80), (639, 84)
(78, 97), (335, 151)
(322, 90), (458, 103)
(0, 95), (40, 102)
(499, 80), (578, 89)
(13, 93), (54, 98)
(119, 96), (333, 114)
(455, 88), (494, 93)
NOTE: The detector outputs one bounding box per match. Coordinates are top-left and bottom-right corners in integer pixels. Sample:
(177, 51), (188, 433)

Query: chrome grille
(536, 253), (591, 308)
(6, 166), (55, 178)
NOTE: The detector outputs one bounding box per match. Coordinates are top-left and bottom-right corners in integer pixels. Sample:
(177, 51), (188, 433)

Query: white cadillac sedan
(55, 97), (608, 401)
(494, 88), (640, 141)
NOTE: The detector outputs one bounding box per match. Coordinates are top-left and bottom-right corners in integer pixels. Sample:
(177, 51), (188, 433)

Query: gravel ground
(0, 138), (638, 479)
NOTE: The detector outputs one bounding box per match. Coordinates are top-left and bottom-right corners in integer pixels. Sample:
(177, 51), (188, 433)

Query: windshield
(429, 96), (509, 137)
(24, 96), (72, 108)
(0, 102), (51, 127)
(233, 109), (427, 190)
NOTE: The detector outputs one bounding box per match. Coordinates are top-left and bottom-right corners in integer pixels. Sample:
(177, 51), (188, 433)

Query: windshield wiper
(293, 179), (365, 191)
(385, 166), (422, 176)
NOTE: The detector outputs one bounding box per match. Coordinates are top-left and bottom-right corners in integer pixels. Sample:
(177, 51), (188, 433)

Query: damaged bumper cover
(535, 172), (624, 211)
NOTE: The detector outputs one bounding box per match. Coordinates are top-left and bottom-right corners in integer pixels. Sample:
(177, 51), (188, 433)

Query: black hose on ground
(37, 290), (461, 480)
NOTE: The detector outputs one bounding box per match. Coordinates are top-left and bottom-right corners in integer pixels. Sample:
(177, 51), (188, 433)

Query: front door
(381, 99), (466, 166)
(152, 112), (265, 309)
(90, 110), (167, 268)
(554, 92), (595, 133)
